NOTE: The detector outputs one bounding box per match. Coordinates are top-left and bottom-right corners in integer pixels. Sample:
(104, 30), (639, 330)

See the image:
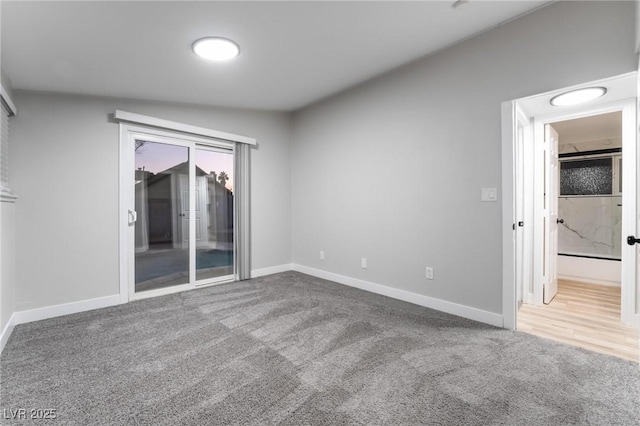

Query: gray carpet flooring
(1, 271), (639, 425)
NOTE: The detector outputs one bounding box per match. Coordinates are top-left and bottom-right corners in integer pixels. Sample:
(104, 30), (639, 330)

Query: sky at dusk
(135, 141), (234, 190)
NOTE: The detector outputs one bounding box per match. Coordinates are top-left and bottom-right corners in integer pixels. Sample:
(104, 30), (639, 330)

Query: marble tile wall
(558, 196), (622, 259)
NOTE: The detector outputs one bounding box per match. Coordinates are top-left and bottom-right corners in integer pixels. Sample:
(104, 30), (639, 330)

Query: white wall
(10, 92), (292, 311)
(291, 1), (637, 316)
(558, 256), (621, 287)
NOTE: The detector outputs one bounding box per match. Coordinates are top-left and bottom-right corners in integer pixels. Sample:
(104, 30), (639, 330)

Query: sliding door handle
(627, 236), (640, 246)
(128, 209), (137, 225)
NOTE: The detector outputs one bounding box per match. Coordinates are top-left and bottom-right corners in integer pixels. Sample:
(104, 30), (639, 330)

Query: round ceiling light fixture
(192, 37), (240, 61)
(550, 87), (607, 107)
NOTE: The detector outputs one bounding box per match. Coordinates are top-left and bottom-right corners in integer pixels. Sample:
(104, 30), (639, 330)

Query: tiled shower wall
(558, 196), (622, 259)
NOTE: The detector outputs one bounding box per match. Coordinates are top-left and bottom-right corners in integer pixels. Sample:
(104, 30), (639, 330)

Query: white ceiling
(1, 1), (550, 112)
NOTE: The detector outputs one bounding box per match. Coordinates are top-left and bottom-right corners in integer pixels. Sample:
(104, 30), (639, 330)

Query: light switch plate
(481, 187), (498, 202)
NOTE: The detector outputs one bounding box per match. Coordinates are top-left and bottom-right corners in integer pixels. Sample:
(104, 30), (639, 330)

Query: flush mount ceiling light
(192, 37), (240, 61)
(550, 87), (607, 107)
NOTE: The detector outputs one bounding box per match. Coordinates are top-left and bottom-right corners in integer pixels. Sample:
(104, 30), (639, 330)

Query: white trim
(118, 124), (129, 303)
(516, 71), (637, 107)
(293, 264), (504, 328)
(501, 100), (517, 330)
(113, 110), (256, 145)
(557, 275), (620, 287)
(557, 255), (621, 287)
(13, 295), (121, 325)
(0, 84), (17, 116)
(130, 282), (193, 302)
(0, 313), (16, 354)
(534, 99), (636, 126)
(130, 278), (236, 301)
(251, 263), (294, 278)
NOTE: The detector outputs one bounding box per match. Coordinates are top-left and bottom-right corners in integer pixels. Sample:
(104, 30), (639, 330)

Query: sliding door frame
(119, 123), (237, 302)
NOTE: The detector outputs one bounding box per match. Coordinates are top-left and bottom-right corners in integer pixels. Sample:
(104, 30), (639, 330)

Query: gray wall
(291, 1), (637, 315)
(10, 92), (292, 311)
(1, 68), (14, 101)
(636, 0), (640, 53)
(1, 69), (16, 334)
(0, 201), (15, 331)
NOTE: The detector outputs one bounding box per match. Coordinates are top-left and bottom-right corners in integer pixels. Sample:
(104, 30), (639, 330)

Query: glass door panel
(194, 147), (234, 281)
(134, 139), (190, 292)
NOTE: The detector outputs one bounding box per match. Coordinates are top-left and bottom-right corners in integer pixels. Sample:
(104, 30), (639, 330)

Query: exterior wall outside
(291, 1), (637, 315)
(10, 92), (292, 311)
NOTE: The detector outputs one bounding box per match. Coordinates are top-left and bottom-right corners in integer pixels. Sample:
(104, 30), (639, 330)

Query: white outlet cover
(426, 267), (434, 280)
(481, 187), (498, 202)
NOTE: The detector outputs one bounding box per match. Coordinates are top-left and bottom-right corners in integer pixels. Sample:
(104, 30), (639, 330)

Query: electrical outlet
(361, 258), (367, 269)
(426, 267), (434, 280)
(320, 251), (325, 260)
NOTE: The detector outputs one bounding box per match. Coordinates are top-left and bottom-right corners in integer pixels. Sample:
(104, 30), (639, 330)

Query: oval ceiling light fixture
(550, 87), (607, 107)
(192, 37), (240, 61)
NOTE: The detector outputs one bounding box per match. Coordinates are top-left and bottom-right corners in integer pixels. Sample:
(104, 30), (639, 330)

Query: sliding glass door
(195, 147), (234, 281)
(128, 130), (235, 299)
(134, 140), (190, 292)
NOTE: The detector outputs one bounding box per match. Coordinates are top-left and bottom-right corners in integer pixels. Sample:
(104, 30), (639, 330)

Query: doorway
(553, 112), (622, 285)
(519, 110), (638, 361)
(121, 124), (238, 301)
(131, 136), (235, 296)
(502, 72), (639, 350)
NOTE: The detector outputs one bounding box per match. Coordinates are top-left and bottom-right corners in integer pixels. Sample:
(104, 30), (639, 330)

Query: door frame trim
(502, 71), (638, 330)
(114, 110), (256, 145)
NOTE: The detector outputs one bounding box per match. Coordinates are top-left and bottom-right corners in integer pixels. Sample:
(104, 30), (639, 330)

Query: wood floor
(517, 280), (639, 362)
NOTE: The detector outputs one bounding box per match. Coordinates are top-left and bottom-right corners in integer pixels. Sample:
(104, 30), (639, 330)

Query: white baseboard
(558, 274), (620, 287)
(0, 312), (16, 354)
(292, 264), (504, 328)
(13, 294), (121, 325)
(251, 263), (294, 278)
(557, 256), (621, 287)
(2, 263), (504, 352)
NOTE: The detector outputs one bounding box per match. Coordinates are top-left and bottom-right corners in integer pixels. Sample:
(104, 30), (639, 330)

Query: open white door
(544, 124), (559, 304)
(515, 121), (525, 307)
